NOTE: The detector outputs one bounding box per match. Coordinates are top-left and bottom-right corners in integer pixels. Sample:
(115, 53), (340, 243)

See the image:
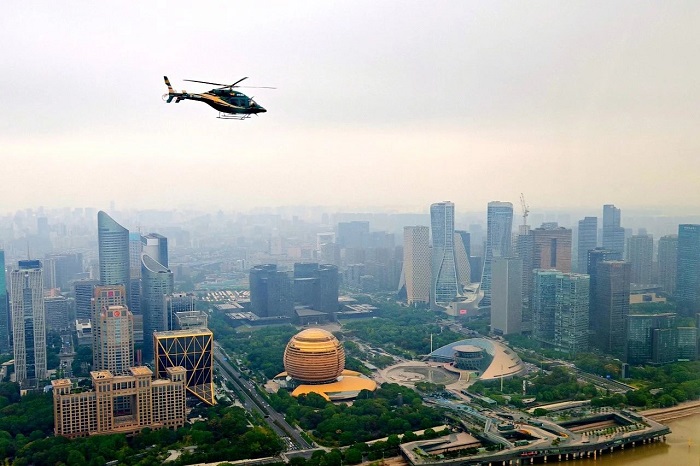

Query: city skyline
(2, 2), (700, 212)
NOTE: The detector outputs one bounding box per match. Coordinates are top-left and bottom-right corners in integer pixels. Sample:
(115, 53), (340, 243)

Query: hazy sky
(1, 1), (699, 214)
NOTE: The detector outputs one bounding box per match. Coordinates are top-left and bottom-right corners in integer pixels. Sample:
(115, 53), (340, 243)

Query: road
(213, 342), (313, 450)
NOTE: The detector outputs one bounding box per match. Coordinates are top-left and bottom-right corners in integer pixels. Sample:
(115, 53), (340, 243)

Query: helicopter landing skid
(217, 113), (251, 120)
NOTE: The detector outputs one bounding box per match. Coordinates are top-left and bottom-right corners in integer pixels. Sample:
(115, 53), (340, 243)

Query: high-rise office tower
(141, 255), (173, 360)
(532, 270), (590, 354)
(98, 211), (130, 288)
(317, 264), (339, 312)
(576, 217), (598, 274)
(677, 224), (700, 312)
(92, 285), (126, 371)
(74, 279), (98, 321)
(292, 263), (339, 312)
(454, 232), (472, 290)
(481, 201), (513, 306)
(590, 260), (630, 358)
(43, 253), (83, 291)
(430, 202), (459, 308)
(129, 232), (143, 279)
(337, 221), (369, 249)
(602, 205), (625, 256)
(676, 327), (697, 361)
(457, 230), (481, 284)
(532, 225), (572, 272)
(250, 264), (294, 317)
(45, 296), (70, 332)
(401, 226), (431, 305)
(626, 313), (676, 365)
(491, 257), (522, 335)
(154, 328), (214, 405)
(10, 260), (47, 386)
(515, 231), (534, 326)
(166, 292), (196, 330)
(96, 305), (134, 375)
(657, 234), (678, 295)
(517, 224), (572, 325)
(0, 250), (9, 353)
(455, 230), (471, 257)
(627, 234), (654, 284)
(142, 233), (168, 268)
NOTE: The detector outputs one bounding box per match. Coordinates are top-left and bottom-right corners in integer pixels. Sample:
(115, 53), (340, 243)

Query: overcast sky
(1, 1), (698, 214)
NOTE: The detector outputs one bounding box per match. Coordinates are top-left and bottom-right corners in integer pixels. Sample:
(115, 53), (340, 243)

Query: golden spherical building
(283, 328), (345, 384)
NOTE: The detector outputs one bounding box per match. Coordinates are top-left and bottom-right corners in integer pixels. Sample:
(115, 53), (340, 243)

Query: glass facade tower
(10, 260), (46, 386)
(481, 201), (513, 307)
(677, 224), (700, 313)
(98, 211), (130, 288)
(430, 202), (458, 308)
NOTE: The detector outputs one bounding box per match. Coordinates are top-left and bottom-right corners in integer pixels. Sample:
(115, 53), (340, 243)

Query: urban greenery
(343, 306), (465, 358)
(0, 381), (282, 465)
(269, 383), (445, 446)
(470, 366), (599, 404)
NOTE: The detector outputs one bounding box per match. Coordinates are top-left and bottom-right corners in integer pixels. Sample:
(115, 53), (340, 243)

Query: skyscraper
(677, 224), (700, 313)
(92, 285), (126, 371)
(98, 211), (130, 288)
(292, 263), (339, 312)
(657, 234), (678, 295)
(430, 202), (459, 308)
(10, 260), (47, 386)
(154, 328), (215, 406)
(129, 232), (143, 279)
(590, 260), (630, 358)
(249, 264), (294, 318)
(401, 226), (430, 305)
(531, 225), (572, 272)
(74, 279), (98, 321)
(626, 234), (653, 285)
(491, 257), (522, 336)
(141, 254), (173, 360)
(0, 250), (9, 353)
(515, 231), (535, 327)
(166, 292), (196, 330)
(626, 313), (676, 365)
(576, 217), (598, 274)
(96, 305), (134, 375)
(532, 270), (589, 354)
(45, 296), (70, 332)
(602, 204), (625, 256)
(142, 233), (169, 268)
(454, 232), (471, 291)
(337, 221), (369, 249)
(481, 201), (513, 307)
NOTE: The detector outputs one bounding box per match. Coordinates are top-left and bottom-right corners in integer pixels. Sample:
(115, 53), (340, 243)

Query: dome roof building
(276, 328), (376, 400)
(284, 328), (345, 384)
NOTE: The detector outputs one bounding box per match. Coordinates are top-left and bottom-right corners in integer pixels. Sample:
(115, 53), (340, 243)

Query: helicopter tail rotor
(164, 76), (178, 103)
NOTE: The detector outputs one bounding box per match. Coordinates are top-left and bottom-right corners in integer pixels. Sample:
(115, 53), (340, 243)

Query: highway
(212, 342), (313, 450)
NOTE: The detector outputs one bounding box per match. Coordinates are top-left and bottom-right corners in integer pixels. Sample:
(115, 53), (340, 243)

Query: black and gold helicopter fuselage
(163, 76), (268, 119)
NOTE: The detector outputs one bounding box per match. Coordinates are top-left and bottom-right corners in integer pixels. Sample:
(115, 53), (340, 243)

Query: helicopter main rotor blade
(184, 79), (229, 86)
(229, 77), (248, 87)
(235, 86), (277, 89)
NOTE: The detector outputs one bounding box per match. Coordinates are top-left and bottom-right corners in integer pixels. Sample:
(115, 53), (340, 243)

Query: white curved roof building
(428, 338), (525, 380)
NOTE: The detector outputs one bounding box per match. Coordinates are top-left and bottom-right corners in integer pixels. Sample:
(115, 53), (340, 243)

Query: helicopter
(162, 76), (274, 119)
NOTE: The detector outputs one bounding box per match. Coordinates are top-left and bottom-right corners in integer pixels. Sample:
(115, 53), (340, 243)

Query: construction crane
(520, 193), (530, 227)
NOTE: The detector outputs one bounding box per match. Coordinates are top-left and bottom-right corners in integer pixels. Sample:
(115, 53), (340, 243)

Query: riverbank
(641, 399), (700, 422)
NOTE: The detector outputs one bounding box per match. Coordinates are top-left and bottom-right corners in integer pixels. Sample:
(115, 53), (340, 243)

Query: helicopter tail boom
(163, 76), (181, 103)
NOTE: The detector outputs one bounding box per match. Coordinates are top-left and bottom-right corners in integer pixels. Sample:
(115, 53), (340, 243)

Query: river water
(564, 414), (700, 465)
